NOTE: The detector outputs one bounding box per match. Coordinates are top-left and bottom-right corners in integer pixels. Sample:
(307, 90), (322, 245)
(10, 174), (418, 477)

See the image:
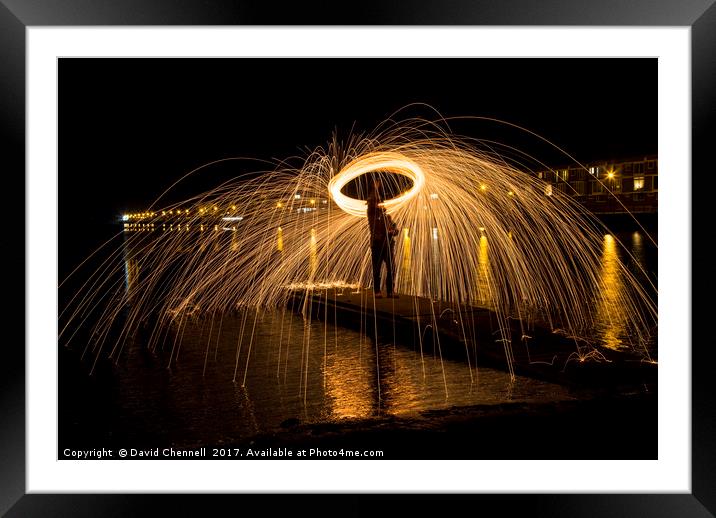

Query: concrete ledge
(289, 288), (657, 390)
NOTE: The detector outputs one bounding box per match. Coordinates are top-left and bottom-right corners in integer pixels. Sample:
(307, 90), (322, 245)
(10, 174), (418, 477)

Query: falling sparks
(60, 117), (657, 378)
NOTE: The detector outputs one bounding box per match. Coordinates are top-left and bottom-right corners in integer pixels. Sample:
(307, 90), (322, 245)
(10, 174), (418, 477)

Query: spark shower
(59, 116), (658, 382)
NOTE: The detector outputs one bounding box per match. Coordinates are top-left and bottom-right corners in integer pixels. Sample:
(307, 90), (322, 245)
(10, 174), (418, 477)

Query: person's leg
(371, 243), (382, 296)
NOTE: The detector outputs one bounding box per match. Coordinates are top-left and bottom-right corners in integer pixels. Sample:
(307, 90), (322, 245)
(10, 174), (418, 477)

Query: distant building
(533, 156), (657, 214)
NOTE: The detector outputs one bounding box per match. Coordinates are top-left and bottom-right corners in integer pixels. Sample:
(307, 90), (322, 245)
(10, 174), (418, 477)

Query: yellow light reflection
(596, 234), (628, 350)
(477, 235), (493, 306)
(124, 257), (139, 298)
(309, 228), (317, 280)
(401, 228), (411, 292)
(631, 231), (644, 270)
(374, 346), (422, 417)
(323, 347), (373, 420)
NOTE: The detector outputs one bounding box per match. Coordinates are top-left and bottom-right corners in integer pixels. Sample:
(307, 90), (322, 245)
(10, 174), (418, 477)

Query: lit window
(556, 169), (568, 182)
(589, 166), (599, 175)
(633, 176), (645, 190)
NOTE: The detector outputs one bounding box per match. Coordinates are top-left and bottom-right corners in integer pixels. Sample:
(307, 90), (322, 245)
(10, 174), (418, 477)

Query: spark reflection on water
(110, 308), (575, 447)
(109, 227), (655, 446)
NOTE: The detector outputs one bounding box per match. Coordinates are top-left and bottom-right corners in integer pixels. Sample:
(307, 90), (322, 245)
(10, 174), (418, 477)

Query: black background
(59, 58), (656, 224)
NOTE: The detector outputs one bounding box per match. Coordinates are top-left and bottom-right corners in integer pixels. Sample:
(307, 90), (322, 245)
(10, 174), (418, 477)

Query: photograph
(58, 57), (659, 461)
(2, 3), (711, 513)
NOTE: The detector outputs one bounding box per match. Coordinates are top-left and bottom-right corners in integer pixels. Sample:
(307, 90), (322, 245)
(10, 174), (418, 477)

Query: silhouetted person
(367, 180), (399, 298)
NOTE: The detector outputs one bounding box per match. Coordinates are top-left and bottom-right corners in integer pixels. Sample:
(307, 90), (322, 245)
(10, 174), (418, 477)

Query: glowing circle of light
(328, 151), (425, 217)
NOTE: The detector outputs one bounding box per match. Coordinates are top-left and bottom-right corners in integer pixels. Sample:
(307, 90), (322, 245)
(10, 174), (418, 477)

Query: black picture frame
(3, 1), (713, 516)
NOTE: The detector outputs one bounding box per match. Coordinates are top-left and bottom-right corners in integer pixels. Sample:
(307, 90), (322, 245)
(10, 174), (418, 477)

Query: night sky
(59, 57), (656, 231)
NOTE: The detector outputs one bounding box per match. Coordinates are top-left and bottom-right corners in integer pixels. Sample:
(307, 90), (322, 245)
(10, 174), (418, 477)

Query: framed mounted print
(3, 1), (714, 515)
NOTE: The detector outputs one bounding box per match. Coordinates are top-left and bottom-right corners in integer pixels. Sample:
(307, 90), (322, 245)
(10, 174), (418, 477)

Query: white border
(27, 27), (691, 492)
